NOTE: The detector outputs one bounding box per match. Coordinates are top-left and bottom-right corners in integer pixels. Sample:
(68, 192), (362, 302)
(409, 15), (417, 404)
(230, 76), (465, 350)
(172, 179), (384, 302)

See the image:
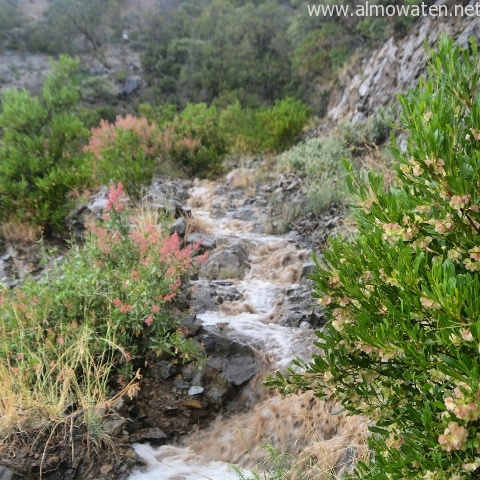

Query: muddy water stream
(128, 179), (368, 480)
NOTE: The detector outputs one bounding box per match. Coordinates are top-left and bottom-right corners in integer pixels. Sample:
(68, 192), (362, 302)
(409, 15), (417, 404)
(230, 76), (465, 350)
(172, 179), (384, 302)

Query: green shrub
(165, 103), (228, 177)
(256, 97), (310, 152)
(0, 55), (90, 232)
(85, 115), (161, 198)
(341, 108), (395, 155)
(79, 75), (117, 103)
(77, 105), (117, 129)
(0, 0), (21, 41)
(278, 137), (351, 214)
(278, 137), (350, 176)
(267, 36), (480, 479)
(305, 179), (347, 214)
(137, 102), (177, 127)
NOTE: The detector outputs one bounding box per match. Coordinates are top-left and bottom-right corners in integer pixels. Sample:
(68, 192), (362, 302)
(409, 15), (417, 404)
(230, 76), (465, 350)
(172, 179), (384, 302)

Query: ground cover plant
(0, 183), (206, 464)
(267, 36), (480, 479)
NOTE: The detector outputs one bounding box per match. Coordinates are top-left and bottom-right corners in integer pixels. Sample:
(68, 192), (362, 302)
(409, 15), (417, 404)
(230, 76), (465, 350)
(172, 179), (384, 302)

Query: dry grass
(1, 222), (42, 244)
(0, 312), (141, 475)
(185, 215), (213, 238)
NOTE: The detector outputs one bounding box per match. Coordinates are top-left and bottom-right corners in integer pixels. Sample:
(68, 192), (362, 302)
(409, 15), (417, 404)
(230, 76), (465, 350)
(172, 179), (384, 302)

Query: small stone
(173, 378), (190, 390)
(187, 386), (204, 395)
(129, 427), (167, 444)
(170, 217), (186, 236)
(1, 254), (11, 261)
(186, 234), (216, 250)
(103, 418), (128, 437)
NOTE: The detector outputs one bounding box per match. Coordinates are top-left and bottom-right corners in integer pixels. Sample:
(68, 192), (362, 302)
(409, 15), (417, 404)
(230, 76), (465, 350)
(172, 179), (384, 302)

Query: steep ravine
(126, 174), (368, 480)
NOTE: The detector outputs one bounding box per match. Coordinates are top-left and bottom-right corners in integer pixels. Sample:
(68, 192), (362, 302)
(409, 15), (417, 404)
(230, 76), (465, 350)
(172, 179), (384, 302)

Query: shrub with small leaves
(165, 103), (228, 177)
(267, 36), (480, 479)
(256, 97), (310, 152)
(0, 55), (90, 232)
(85, 114), (161, 198)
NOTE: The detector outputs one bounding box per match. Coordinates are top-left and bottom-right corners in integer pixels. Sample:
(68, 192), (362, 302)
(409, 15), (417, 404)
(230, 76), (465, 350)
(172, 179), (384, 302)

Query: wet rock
(200, 247), (249, 280)
(103, 417), (128, 437)
(188, 386), (204, 395)
(112, 397), (127, 415)
(173, 379), (190, 390)
(232, 207), (257, 222)
(191, 281), (243, 313)
(302, 260), (316, 277)
(170, 217), (187, 236)
(327, 14), (480, 124)
(186, 233), (216, 251)
(198, 330), (259, 385)
(129, 428), (167, 445)
(88, 187), (109, 214)
(181, 314), (201, 337)
(0, 466), (14, 480)
(207, 355), (258, 386)
(151, 360), (178, 380)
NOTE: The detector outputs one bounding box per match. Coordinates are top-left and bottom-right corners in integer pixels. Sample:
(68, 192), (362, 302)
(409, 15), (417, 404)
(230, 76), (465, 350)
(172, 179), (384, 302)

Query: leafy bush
(219, 100), (263, 154)
(218, 98), (310, 155)
(268, 36), (480, 479)
(0, 0), (21, 42)
(0, 55), (90, 232)
(256, 97), (310, 152)
(305, 180), (347, 215)
(278, 137), (351, 214)
(165, 103), (228, 177)
(0, 183), (205, 440)
(341, 108), (395, 155)
(84, 115), (161, 198)
(278, 137), (350, 176)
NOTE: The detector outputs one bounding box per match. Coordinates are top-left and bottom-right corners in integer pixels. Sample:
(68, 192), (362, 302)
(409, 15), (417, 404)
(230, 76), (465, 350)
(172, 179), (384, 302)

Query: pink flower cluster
(106, 182), (126, 212)
(84, 115), (159, 160)
(444, 384), (480, 422)
(438, 421), (468, 452)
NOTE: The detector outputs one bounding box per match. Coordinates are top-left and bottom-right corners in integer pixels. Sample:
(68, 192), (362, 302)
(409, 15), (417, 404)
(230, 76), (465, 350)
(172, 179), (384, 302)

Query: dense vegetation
(268, 36), (480, 479)
(4, 2), (474, 478)
(1, 0), (421, 114)
(0, 182), (206, 454)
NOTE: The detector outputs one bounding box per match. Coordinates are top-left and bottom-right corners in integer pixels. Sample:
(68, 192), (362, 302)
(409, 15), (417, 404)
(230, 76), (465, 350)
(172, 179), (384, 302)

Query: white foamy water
(129, 444), (251, 480)
(198, 310), (316, 371)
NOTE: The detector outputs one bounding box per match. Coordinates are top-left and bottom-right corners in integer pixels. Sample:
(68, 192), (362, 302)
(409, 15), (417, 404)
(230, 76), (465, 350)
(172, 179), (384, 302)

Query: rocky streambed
(123, 171), (367, 480)
(0, 166), (367, 480)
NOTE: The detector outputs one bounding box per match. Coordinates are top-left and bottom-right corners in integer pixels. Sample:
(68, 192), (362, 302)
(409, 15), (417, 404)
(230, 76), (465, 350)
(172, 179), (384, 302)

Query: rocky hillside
(327, 1), (480, 126)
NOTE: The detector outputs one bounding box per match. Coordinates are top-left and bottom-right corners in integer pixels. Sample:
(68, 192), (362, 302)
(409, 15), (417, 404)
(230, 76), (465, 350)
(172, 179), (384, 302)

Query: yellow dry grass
(1, 222), (42, 244)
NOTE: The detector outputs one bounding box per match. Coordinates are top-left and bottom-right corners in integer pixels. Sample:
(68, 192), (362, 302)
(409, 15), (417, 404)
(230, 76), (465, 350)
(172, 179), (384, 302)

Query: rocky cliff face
(327, 3), (480, 125)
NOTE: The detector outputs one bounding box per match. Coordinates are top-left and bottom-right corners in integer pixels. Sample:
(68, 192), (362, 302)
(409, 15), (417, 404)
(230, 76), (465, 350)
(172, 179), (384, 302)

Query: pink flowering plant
(84, 114), (162, 198)
(0, 182), (205, 438)
(267, 37), (480, 479)
(59, 182), (206, 365)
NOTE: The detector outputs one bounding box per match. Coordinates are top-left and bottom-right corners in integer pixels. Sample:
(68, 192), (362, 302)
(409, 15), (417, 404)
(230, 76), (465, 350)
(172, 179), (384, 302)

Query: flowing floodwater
(128, 179), (368, 480)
